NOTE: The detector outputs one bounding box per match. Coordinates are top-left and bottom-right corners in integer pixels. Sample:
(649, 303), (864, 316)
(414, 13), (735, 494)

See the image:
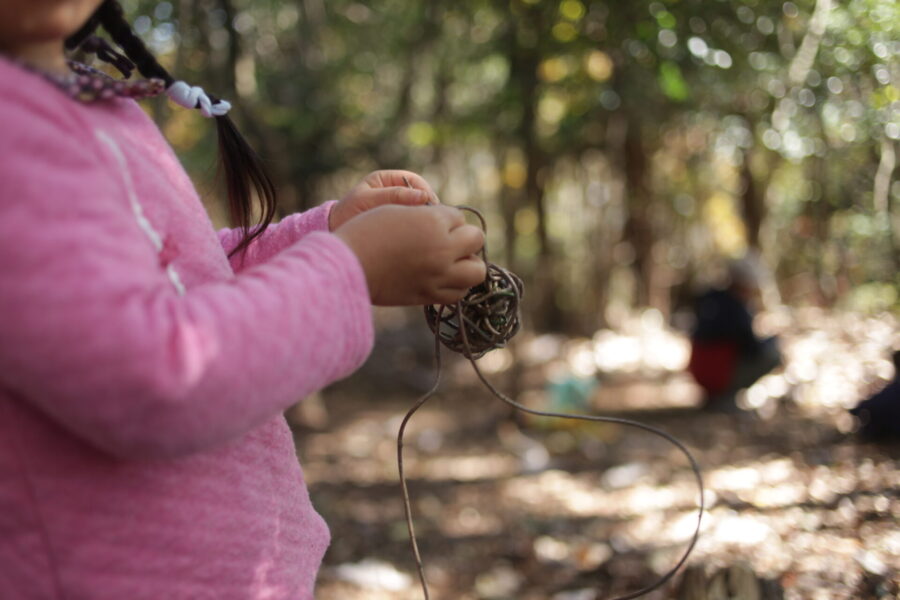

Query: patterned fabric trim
(9, 57), (165, 104)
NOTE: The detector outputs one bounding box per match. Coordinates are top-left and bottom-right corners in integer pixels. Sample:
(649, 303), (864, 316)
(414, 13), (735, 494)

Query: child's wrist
(325, 200), (341, 232)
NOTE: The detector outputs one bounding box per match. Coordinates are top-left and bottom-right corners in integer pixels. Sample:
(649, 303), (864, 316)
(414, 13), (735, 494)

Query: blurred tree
(118, 0), (898, 328)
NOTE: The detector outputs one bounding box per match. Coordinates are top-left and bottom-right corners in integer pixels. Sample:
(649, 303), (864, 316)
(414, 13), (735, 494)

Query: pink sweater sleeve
(217, 201), (337, 272)
(0, 95), (373, 460)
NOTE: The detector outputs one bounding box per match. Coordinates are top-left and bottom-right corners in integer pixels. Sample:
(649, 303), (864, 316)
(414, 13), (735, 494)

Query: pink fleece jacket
(0, 57), (374, 599)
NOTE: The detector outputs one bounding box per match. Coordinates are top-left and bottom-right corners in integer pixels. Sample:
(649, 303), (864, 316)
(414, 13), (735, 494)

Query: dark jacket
(691, 289), (761, 355)
(851, 379), (900, 440)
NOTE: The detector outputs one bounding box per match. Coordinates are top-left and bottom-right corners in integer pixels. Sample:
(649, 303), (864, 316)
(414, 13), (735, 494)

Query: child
(687, 258), (781, 411)
(0, 1), (486, 598)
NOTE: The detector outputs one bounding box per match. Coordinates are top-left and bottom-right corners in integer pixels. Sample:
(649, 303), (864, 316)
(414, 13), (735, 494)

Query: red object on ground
(688, 340), (739, 395)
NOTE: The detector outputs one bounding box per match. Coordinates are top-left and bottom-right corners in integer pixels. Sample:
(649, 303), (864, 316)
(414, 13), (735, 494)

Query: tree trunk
(740, 148), (764, 251)
(508, 4), (562, 331)
(215, 0), (238, 95)
(622, 115), (656, 309)
(809, 154), (837, 305)
(874, 138), (899, 270)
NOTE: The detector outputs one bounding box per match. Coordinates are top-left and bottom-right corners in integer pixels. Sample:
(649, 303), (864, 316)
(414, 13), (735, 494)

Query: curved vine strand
(398, 205), (705, 600)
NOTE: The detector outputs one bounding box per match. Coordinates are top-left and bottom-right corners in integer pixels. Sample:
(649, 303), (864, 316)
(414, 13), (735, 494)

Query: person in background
(850, 350), (900, 441)
(687, 258), (781, 411)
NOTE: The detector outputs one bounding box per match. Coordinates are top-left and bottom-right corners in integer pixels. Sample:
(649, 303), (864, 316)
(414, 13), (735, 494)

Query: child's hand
(335, 204), (486, 306)
(329, 170), (439, 231)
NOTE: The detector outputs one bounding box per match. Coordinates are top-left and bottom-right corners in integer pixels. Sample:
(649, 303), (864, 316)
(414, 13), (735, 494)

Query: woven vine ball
(424, 262), (524, 359)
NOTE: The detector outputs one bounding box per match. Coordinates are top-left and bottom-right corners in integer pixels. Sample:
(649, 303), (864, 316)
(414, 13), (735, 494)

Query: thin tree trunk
(810, 154), (837, 305)
(509, 4), (561, 331)
(622, 115), (655, 309)
(873, 138), (899, 269)
(215, 0), (238, 95)
(740, 148), (764, 251)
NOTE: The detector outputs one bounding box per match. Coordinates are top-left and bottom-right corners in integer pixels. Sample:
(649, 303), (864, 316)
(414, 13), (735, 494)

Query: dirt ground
(292, 315), (900, 600)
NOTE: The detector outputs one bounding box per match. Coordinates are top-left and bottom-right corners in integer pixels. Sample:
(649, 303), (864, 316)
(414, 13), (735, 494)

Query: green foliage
(121, 0), (899, 324)
(659, 60), (690, 101)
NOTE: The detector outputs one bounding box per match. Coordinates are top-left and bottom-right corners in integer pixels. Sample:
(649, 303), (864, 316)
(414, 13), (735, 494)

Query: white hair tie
(166, 81), (231, 118)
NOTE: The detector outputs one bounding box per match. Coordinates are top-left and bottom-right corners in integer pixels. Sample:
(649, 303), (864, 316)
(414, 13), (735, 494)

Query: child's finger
(444, 256), (487, 290)
(368, 170), (440, 204)
(449, 224), (485, 258)
(360, 186), (430, 208)
(387, 186), (431, 206)
(431, 204), (467, 229)
(398, 172), (439, 203)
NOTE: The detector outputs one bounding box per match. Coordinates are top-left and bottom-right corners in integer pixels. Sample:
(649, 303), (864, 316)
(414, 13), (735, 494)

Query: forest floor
(293, 309), (899, 600)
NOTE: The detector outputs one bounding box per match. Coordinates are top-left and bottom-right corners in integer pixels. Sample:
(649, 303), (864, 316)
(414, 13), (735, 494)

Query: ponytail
(66, 0), (277, 258)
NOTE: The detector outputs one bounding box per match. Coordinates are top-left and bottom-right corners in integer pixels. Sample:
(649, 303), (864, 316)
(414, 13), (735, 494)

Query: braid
(65, 12), (102, 51)
(95, 1), (171, 84)
(83, 0), (278, 257)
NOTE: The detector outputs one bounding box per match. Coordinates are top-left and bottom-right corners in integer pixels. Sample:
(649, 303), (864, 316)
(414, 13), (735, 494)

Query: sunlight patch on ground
(330, 559), (413, 592)
(746, 309), (899, 420)
(308, 309), (900, 598)
(500, 469), (699, 519)
(414, 453), (520, 482)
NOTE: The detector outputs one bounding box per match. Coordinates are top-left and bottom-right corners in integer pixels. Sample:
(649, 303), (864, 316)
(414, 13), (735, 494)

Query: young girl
(0, 1), (485, 598)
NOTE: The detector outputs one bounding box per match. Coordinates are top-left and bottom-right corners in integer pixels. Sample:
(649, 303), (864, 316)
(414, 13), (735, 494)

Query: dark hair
(66, 0), (276, 258)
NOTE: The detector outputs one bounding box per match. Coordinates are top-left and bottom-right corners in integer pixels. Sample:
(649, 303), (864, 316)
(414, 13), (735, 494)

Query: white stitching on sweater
(94, 130), (187, 296)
